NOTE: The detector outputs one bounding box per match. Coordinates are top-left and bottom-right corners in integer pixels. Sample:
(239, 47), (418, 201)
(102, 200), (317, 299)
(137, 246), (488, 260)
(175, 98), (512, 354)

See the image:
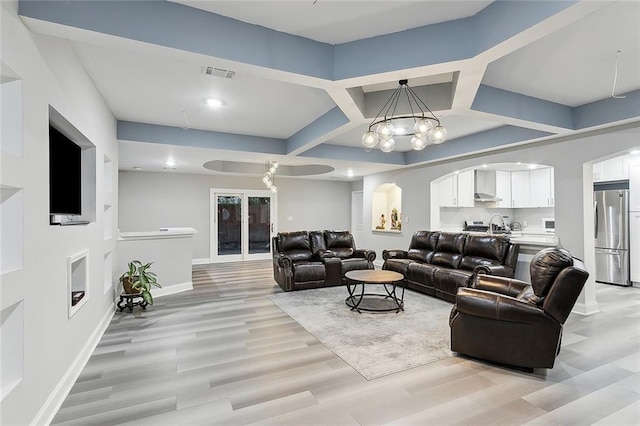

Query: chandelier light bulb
(430, 126), (447, 144)
(269, 166), (276, 174)
(379, 138), (396, 153)
(270, 186), (277, 193)
(362, 131), (379, 149)
(410, 135), (428, 150)
(414, 118), (434, 136)
(265, 180), (273, 188)
(272, 161), (279, 169)
(262, 176), (269, 184)
(375, 121), (395, 140)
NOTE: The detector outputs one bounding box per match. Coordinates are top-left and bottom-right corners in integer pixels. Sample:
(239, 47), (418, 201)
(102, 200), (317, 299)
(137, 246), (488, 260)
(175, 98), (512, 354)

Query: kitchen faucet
(488, 214), (510, 234)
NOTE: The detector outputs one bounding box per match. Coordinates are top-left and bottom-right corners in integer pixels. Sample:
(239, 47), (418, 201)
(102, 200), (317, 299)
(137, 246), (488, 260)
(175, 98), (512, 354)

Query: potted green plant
(119, 260), (161, 305)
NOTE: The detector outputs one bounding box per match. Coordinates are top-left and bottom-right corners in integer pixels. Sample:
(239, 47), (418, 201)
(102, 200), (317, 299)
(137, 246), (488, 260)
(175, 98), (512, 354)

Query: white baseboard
(153, 281), (192, 298)
(192, 258), (210, 265)
(32, 307), (114, 426)
(572, 301), (600, 316)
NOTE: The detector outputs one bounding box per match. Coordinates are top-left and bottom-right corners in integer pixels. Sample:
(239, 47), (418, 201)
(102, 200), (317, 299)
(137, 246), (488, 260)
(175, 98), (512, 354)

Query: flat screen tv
(49, 125), (81, 216)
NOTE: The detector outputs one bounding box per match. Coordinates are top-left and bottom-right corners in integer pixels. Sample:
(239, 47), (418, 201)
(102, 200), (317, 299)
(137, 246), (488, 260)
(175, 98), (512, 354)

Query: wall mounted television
(49, 124), (82, 219)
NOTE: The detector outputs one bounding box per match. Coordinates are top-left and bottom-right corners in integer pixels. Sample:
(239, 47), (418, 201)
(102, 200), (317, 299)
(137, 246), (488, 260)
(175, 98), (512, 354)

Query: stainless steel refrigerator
(594, 189), (631, 286)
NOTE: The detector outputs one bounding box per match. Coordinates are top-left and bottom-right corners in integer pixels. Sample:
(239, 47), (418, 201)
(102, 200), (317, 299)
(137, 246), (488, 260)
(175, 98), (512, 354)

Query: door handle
(271, 223), (273, 233)
(594, 200), (598, 239)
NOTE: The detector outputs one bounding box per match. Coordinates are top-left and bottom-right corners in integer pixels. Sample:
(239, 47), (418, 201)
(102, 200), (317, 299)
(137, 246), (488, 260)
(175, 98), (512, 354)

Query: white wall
(1, 3), (118, 424)
(361, 125), (640, 314)
(118, 171), (352, 261)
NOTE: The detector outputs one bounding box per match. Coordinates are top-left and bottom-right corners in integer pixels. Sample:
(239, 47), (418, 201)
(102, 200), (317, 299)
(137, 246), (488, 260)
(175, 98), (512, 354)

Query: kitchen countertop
(439, 228), (558, 247)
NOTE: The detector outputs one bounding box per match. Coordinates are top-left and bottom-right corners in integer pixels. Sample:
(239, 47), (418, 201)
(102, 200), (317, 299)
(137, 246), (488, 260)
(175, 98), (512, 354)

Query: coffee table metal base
(345, 286), (405, 313)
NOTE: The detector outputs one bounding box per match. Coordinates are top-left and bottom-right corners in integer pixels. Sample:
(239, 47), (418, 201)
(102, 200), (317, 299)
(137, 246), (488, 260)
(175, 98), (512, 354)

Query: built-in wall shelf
(104, 204), (113, 240)
(68, 250), (89, 318)
(1, 300), (24, 401)
(103, 155), (113, 193)
(104, 251), (113, 294)
(1, 186), (23, 276)
(1, 77), (23, 158)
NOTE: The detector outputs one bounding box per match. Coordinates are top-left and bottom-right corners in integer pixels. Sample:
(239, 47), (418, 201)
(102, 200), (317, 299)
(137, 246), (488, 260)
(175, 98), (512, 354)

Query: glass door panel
(211, 190), (276, 262)
(248, 196), (271, 254)
(217, 195), (242, 257)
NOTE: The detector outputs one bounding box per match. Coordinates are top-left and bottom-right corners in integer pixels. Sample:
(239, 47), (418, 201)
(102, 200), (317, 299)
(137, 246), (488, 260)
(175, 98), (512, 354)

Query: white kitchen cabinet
(437, 170), (474, 207)
(593, 156), (630, 182)
(630, 211), (640, 283)
(511, 170), (530, 208)
(438, 175), (457, 207)
(457, 169), (475, 207)
(529, 168), (554, 207)
(629, 160), (640, 212)
(495, 170), (511, 208)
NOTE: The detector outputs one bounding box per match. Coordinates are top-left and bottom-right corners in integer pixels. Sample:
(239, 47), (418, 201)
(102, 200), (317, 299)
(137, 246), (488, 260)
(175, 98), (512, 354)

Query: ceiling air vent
(201, 66), (235, 79)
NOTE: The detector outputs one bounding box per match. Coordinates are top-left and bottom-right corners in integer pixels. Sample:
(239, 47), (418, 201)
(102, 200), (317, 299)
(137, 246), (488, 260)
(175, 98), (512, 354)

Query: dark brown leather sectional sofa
(382, 231), (519, 302)
(272, 230), (376, 291)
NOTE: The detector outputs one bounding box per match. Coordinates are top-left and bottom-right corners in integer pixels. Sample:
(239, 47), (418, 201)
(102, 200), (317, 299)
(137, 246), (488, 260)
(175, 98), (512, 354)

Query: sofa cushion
(325, 230), (354, 248)
(407, 249), (434, 263)
(384, 258), (413, 276)
(292, 261), (326, 282)
(435, 232), (467, 253)
(431, 252), (463, 269)
(407, 263), (438, 287)
(278, 231), (312, 262)
(459, 256), (501, 272)
(463, 235), (508, 262)
(324, 230), (355, 258)
(433, 268), (473, 295)
(409, 231), (440, 250)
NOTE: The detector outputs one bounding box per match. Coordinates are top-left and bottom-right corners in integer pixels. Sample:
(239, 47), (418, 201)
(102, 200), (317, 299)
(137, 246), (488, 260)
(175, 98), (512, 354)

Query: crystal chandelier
(262, 161), (278, 193)
(362, 79), (447, 153)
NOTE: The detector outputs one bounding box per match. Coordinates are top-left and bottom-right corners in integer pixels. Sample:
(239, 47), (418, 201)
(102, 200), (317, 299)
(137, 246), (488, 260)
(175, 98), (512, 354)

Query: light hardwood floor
(52, 260), (640, 425)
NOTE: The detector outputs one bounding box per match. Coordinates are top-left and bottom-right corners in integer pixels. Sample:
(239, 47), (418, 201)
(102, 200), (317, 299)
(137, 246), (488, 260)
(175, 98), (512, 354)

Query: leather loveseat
(382, 231), (519, 303)
(272, 230), (376, 292)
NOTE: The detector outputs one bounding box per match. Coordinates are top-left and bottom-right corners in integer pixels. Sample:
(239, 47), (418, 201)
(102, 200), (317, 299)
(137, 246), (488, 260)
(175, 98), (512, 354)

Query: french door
(210, 189), (276, 262)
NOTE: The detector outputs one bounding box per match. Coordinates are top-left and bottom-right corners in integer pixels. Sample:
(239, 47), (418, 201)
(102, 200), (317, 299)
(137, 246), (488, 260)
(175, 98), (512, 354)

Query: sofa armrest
(382, 249), (408, 261)
(455, 288), (551, 325)
(273, 253), (292, 269)
(313, 249), (336, 260)
(471, 274), (530, 297)
(473, 264), (514, 278)
(353, 249), (376, 262)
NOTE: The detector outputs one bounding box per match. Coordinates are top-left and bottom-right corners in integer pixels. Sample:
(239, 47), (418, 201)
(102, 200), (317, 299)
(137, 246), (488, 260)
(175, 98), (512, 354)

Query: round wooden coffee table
(344, 270), (405, 313)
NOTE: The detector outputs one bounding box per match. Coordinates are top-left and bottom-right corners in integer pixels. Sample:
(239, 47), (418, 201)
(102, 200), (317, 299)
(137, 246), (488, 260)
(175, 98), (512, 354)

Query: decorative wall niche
(68, 250), (89, 318)
(1, 300), (24, 401)
(371, 183), (402, 232)
(104, 251), (112, 294)
(1, 187), (23, 275)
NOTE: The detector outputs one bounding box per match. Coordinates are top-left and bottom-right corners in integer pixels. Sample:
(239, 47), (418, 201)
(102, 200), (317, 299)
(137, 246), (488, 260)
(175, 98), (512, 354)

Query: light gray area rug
(269, 286), (455, 380)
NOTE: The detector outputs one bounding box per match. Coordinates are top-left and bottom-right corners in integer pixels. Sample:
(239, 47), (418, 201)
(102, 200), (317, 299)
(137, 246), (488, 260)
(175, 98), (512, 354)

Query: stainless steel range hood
(474, 192), (503, 202)
(474, 170), (503, 202)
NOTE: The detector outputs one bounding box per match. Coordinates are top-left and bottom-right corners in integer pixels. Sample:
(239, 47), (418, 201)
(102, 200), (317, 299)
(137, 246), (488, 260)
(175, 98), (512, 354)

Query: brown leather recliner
(449, 247), (589, 369)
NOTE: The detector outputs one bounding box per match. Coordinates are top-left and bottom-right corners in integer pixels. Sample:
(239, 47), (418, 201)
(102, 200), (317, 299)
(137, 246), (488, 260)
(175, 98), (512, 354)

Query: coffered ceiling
(18, 0), (640, 180)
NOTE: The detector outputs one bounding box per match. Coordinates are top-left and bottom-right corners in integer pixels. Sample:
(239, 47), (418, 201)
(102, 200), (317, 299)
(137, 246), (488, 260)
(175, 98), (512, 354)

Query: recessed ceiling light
(516, 162), (522, 165)
(206, 98), (223, 108)
(346, 169), (354, 177)
(482, 164), (487, 168)
(528, 164), (538, 169)
(630, 149), (640, 155)
(165, 159), (176, 167)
